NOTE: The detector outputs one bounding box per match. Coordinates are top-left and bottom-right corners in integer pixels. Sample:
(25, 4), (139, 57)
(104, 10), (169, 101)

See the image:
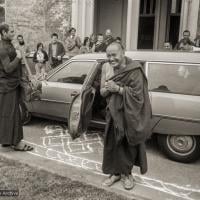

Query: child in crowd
(33, 43), (48, 79)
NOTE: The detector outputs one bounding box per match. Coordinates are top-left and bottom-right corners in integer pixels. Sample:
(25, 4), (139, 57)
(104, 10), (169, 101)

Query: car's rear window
(148, 62), (200, 96)
(48, 61), (95, 84)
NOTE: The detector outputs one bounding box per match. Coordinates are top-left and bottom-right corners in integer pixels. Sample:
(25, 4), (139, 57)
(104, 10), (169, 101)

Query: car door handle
(71, 91), (78, 97)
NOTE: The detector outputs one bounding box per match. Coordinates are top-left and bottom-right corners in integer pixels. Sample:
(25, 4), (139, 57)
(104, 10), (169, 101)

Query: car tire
(157, 134), (200, 163)
(19, 103), (31, 125)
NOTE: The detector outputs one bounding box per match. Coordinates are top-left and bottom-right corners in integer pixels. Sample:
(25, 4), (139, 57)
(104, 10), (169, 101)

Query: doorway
(94, 0), (128, 46)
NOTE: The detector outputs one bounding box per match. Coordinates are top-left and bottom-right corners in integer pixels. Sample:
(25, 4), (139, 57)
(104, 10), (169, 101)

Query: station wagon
(23, 51), (200, 163)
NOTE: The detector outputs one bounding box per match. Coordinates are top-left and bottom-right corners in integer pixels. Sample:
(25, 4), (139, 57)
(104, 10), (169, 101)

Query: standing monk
(0, 24), (33, 151)
(100, 43), (152, 190)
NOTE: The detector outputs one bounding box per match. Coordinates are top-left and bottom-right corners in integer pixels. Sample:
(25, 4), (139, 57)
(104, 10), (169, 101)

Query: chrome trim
(153, 114), (200, 123)
(145, 62), (149, 77)
(40, 99), (71, 104)
(147, 61), (200, 66)
(90, 119), (106, 125)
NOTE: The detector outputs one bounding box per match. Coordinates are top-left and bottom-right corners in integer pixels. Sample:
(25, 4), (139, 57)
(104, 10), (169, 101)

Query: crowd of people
(15, 27), (200, 80)
(163, 29), (200, 51)
(14, 27), (122, 79)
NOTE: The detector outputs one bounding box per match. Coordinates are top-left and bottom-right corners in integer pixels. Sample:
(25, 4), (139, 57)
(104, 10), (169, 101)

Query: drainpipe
(126, 0), (140, 50)
(71, 0), (79, 30)
(179, 0), (192, 39)
(126, 0), (133, 50)
(81, 0), (86, 39)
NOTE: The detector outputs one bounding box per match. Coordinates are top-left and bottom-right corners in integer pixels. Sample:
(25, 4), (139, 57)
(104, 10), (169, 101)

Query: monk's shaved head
(106, 42), (124, 52)
(106, 42), (125, 68)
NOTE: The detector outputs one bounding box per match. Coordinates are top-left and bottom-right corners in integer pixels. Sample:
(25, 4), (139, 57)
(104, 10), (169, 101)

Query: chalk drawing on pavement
(24, 124), (200, 200)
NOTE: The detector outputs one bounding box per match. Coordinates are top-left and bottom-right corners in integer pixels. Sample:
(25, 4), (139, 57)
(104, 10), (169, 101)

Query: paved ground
(0, 117), (200, 200)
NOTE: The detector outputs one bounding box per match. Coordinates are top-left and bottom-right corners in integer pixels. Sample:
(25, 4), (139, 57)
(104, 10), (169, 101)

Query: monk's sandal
(102, 174), (121, 187)
(122, 174), (135, 190)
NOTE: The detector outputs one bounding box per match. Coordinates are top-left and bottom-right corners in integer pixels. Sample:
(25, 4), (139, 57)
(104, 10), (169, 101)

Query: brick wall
(6, 0), (72, 51)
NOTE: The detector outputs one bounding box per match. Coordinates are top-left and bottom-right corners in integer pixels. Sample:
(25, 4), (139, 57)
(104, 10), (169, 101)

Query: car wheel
(19, 103), (31, 125)
(157, 134), (200, 163)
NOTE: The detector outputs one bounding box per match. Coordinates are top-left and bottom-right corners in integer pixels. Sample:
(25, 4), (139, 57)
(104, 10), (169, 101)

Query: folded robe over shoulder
(107, 57), (152, 146)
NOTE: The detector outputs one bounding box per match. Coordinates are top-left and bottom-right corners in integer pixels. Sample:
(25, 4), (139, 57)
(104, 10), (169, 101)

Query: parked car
(23, 51), (200, 163)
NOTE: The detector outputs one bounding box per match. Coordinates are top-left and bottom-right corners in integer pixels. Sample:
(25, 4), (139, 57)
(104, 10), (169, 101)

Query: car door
(147, 61), (200, 135)
(31, 60), (96, 119)
(68, 63), (102, 139)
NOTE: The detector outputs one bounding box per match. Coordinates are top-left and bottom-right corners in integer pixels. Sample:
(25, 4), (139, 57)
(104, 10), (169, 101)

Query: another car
(24, 51), (200, 163)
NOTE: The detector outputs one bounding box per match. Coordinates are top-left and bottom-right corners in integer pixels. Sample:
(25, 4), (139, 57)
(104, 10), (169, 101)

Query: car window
(48, 61), (95, 84)
(148, 62), (200, 96)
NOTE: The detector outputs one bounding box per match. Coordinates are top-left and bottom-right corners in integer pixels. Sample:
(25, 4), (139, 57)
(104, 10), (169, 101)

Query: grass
(0, 156), (129, 200)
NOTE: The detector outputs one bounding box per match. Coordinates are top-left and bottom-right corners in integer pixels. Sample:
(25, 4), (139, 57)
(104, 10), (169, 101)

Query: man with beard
(15, 35), (31, 120)
(175, 30), (195, 51)
(0, 24), (33, 151)
(100, 42), (152, 190)
(16, 35), (30, 56)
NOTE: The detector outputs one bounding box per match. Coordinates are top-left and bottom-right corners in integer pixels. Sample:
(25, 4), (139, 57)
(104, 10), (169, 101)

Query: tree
(32, 0), (58, 32)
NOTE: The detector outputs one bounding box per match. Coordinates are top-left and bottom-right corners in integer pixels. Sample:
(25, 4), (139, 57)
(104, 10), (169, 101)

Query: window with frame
(48, 61), (95, 84)
(148, 62), (200, 96)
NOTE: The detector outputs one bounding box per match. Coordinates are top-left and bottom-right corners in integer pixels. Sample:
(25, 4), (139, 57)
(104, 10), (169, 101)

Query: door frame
(94, 0), (127, 45)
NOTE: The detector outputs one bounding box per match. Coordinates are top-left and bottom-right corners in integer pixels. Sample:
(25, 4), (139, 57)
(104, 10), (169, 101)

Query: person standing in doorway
(0, 24), (33, 151)
(48, 33), (65, 69)
(174, 30), (195, 51)
(104, 29), (115, 48)
(100, 42), (152, 190)
(92, 34), (106, 53)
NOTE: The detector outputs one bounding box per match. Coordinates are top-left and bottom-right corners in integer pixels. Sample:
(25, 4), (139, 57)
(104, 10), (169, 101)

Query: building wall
(6, 0), (72, 51)
(3, 0), (200, 51)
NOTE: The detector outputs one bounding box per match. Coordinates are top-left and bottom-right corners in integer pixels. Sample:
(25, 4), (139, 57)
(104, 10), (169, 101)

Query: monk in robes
(100, 42), (152, 190)
(0, 24), (33, 151)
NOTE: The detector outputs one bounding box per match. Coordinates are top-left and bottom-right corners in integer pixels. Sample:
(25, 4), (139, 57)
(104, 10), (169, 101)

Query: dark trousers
(51, 57), (62, 69)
